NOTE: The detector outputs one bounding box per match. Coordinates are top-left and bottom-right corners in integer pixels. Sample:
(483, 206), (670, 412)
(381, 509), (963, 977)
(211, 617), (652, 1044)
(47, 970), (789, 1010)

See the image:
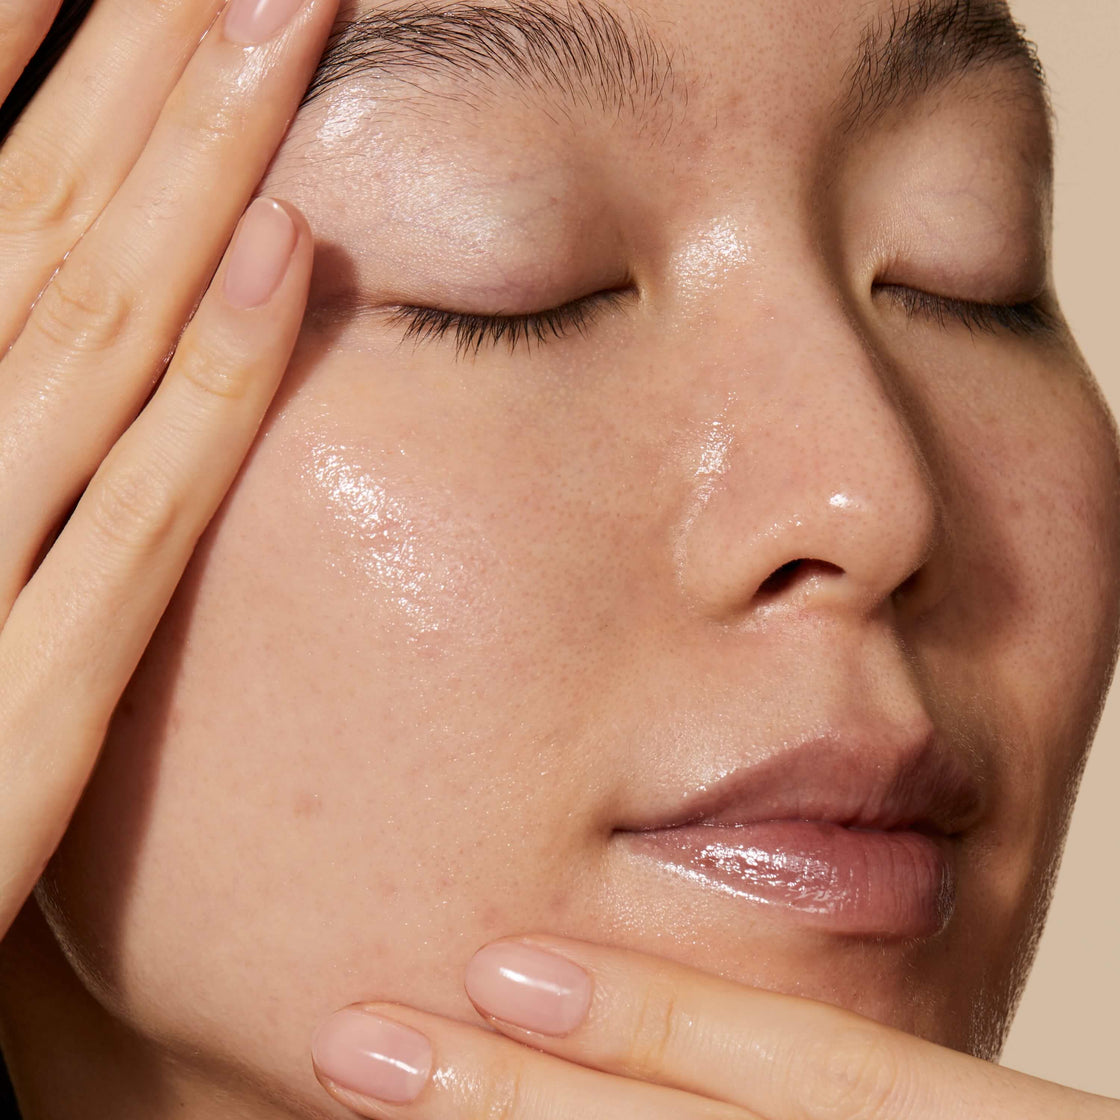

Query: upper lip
(619, 728), (985, 838)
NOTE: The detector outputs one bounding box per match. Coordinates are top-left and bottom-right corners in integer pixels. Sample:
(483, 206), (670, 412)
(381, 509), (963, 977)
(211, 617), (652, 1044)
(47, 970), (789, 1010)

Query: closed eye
(388, 281), (1056, 358)
(388, 287), (635, 358)
(875, 284), (1058, 337)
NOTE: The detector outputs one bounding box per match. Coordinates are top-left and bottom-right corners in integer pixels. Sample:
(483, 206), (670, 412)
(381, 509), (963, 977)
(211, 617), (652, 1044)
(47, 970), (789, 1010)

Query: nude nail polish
(223, 0), (307, 46)
(223, 198), (296, 309)
(312, 1010), (432, 1104)
(465, 943), (592, 1036)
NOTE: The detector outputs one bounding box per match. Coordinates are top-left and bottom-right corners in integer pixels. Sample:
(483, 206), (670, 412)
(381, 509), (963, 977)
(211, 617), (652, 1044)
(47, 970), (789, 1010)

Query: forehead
(306, 0), (1046, 138)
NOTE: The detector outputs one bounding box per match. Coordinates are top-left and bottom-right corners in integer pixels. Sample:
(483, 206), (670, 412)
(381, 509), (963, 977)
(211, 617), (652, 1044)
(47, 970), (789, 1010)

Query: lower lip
(623, 821), (955, 938)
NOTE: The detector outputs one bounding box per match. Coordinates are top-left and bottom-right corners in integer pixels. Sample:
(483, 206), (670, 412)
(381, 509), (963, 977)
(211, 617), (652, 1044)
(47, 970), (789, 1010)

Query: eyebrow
(301, 0), (680, 124)
(301, 0), (1048, 133)
(842, 0), (1049, 130)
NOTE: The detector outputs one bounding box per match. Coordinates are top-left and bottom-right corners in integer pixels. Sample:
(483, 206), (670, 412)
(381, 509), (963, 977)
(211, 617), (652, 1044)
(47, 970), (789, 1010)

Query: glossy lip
(614, 729), (983, 938)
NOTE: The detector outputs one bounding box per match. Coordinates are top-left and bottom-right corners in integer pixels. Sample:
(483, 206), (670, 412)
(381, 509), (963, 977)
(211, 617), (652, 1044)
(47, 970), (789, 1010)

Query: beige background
(999, 0), (1120, 1096)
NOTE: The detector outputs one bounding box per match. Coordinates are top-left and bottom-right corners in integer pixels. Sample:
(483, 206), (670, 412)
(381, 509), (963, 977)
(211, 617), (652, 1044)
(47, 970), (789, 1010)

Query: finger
(0, 196), (308, 935)
(310, 1004), (754, 1120)
(0, 0), (336, 607)
(0, 0), (62, 101)
(0, 0), (226, 339)
(460, 936), (1118, 1120)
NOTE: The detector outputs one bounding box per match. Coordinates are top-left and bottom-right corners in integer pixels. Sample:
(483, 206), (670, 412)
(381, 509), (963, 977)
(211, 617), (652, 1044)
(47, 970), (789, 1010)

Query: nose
(675, 280), (942, 622)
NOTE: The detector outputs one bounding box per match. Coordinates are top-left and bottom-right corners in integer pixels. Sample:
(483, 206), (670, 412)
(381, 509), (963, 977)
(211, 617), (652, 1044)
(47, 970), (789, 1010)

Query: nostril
(758, 560), (803, 596)
(757, 558), (843, 598)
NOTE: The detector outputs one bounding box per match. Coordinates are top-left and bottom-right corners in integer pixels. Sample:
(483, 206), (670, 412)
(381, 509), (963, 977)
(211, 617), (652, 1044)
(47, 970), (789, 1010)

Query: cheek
(969, 363), (1119, 782)
(919, 354), (1120, 943)
(33, 350), (669, 1091)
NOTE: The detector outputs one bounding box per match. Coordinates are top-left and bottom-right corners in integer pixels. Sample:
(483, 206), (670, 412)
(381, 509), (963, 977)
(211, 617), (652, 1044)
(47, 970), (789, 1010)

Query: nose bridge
(675, 270), (941, 620)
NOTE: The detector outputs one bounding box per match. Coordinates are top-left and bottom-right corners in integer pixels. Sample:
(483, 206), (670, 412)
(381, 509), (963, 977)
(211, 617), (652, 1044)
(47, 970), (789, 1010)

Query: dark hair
(0, 0), (97, 144)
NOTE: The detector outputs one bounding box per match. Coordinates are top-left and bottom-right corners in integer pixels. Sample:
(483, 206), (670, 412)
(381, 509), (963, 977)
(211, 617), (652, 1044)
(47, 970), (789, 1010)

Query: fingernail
(465, 942), (592, 1036)
(223, 0), (306, 45)
(311, 1010), (432, 1105)
(223, 197), (296, 310)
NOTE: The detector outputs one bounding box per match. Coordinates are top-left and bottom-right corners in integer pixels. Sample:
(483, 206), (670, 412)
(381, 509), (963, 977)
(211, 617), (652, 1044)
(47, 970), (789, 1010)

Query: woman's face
(30, 0), (1120, 1110)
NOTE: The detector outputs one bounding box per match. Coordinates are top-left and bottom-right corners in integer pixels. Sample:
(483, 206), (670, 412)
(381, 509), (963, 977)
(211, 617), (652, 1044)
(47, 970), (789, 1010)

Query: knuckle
(191, 110), (242, 151)
(0, 141), (84, 238)
(471, 1056), (530, 1120)
(137, 177), (189, 228)
(166, 88), (248, 159)
(628, 978), (685, 1078)
(798, 1028), (907, 1120)
(175, 340), (256, 403)
(30, 258), (135, 355)
(88, 460), (180, 561)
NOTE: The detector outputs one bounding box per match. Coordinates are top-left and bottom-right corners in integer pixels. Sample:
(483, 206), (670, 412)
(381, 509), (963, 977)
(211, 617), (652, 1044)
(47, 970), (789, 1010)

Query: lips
(614, 730), (984, 939)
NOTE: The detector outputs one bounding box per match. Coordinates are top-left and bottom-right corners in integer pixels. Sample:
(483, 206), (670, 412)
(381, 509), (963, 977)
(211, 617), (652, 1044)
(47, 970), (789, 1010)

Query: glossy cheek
(288, 436), (499, 646)
(32, 351), (613, 1094)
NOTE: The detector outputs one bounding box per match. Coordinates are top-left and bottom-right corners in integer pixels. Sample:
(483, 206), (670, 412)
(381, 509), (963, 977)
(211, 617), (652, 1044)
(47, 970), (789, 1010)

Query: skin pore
(2, 0), (1119, 1116)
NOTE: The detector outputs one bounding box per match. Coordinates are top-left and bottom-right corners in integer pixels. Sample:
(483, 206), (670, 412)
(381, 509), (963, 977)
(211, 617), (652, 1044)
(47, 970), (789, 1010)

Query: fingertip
(222, 196), (298, 310)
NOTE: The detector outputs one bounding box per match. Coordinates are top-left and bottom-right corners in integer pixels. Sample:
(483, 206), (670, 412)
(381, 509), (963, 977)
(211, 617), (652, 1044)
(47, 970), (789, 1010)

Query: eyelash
(387, 282), (1057, 357)
(876, 284), (1058, 337)
(388, 289), (632, 358)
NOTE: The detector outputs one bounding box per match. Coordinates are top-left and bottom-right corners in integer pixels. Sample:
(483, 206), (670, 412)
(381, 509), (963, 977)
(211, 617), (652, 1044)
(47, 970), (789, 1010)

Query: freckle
(292, 792), (323, 818)
(478, 903), (506, 929)
(549, 890), (573, 918)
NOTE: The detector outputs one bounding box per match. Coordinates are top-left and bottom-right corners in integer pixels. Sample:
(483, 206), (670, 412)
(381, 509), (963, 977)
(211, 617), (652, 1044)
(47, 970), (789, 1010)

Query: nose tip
(674, 373), (942, 623)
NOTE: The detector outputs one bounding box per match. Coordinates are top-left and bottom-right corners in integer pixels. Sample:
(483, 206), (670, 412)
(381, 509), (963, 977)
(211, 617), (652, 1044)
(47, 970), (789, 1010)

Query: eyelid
(387, 278), (1056, 358)
(874, 283), (1058, 337)
(388, 286), (635, 358)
